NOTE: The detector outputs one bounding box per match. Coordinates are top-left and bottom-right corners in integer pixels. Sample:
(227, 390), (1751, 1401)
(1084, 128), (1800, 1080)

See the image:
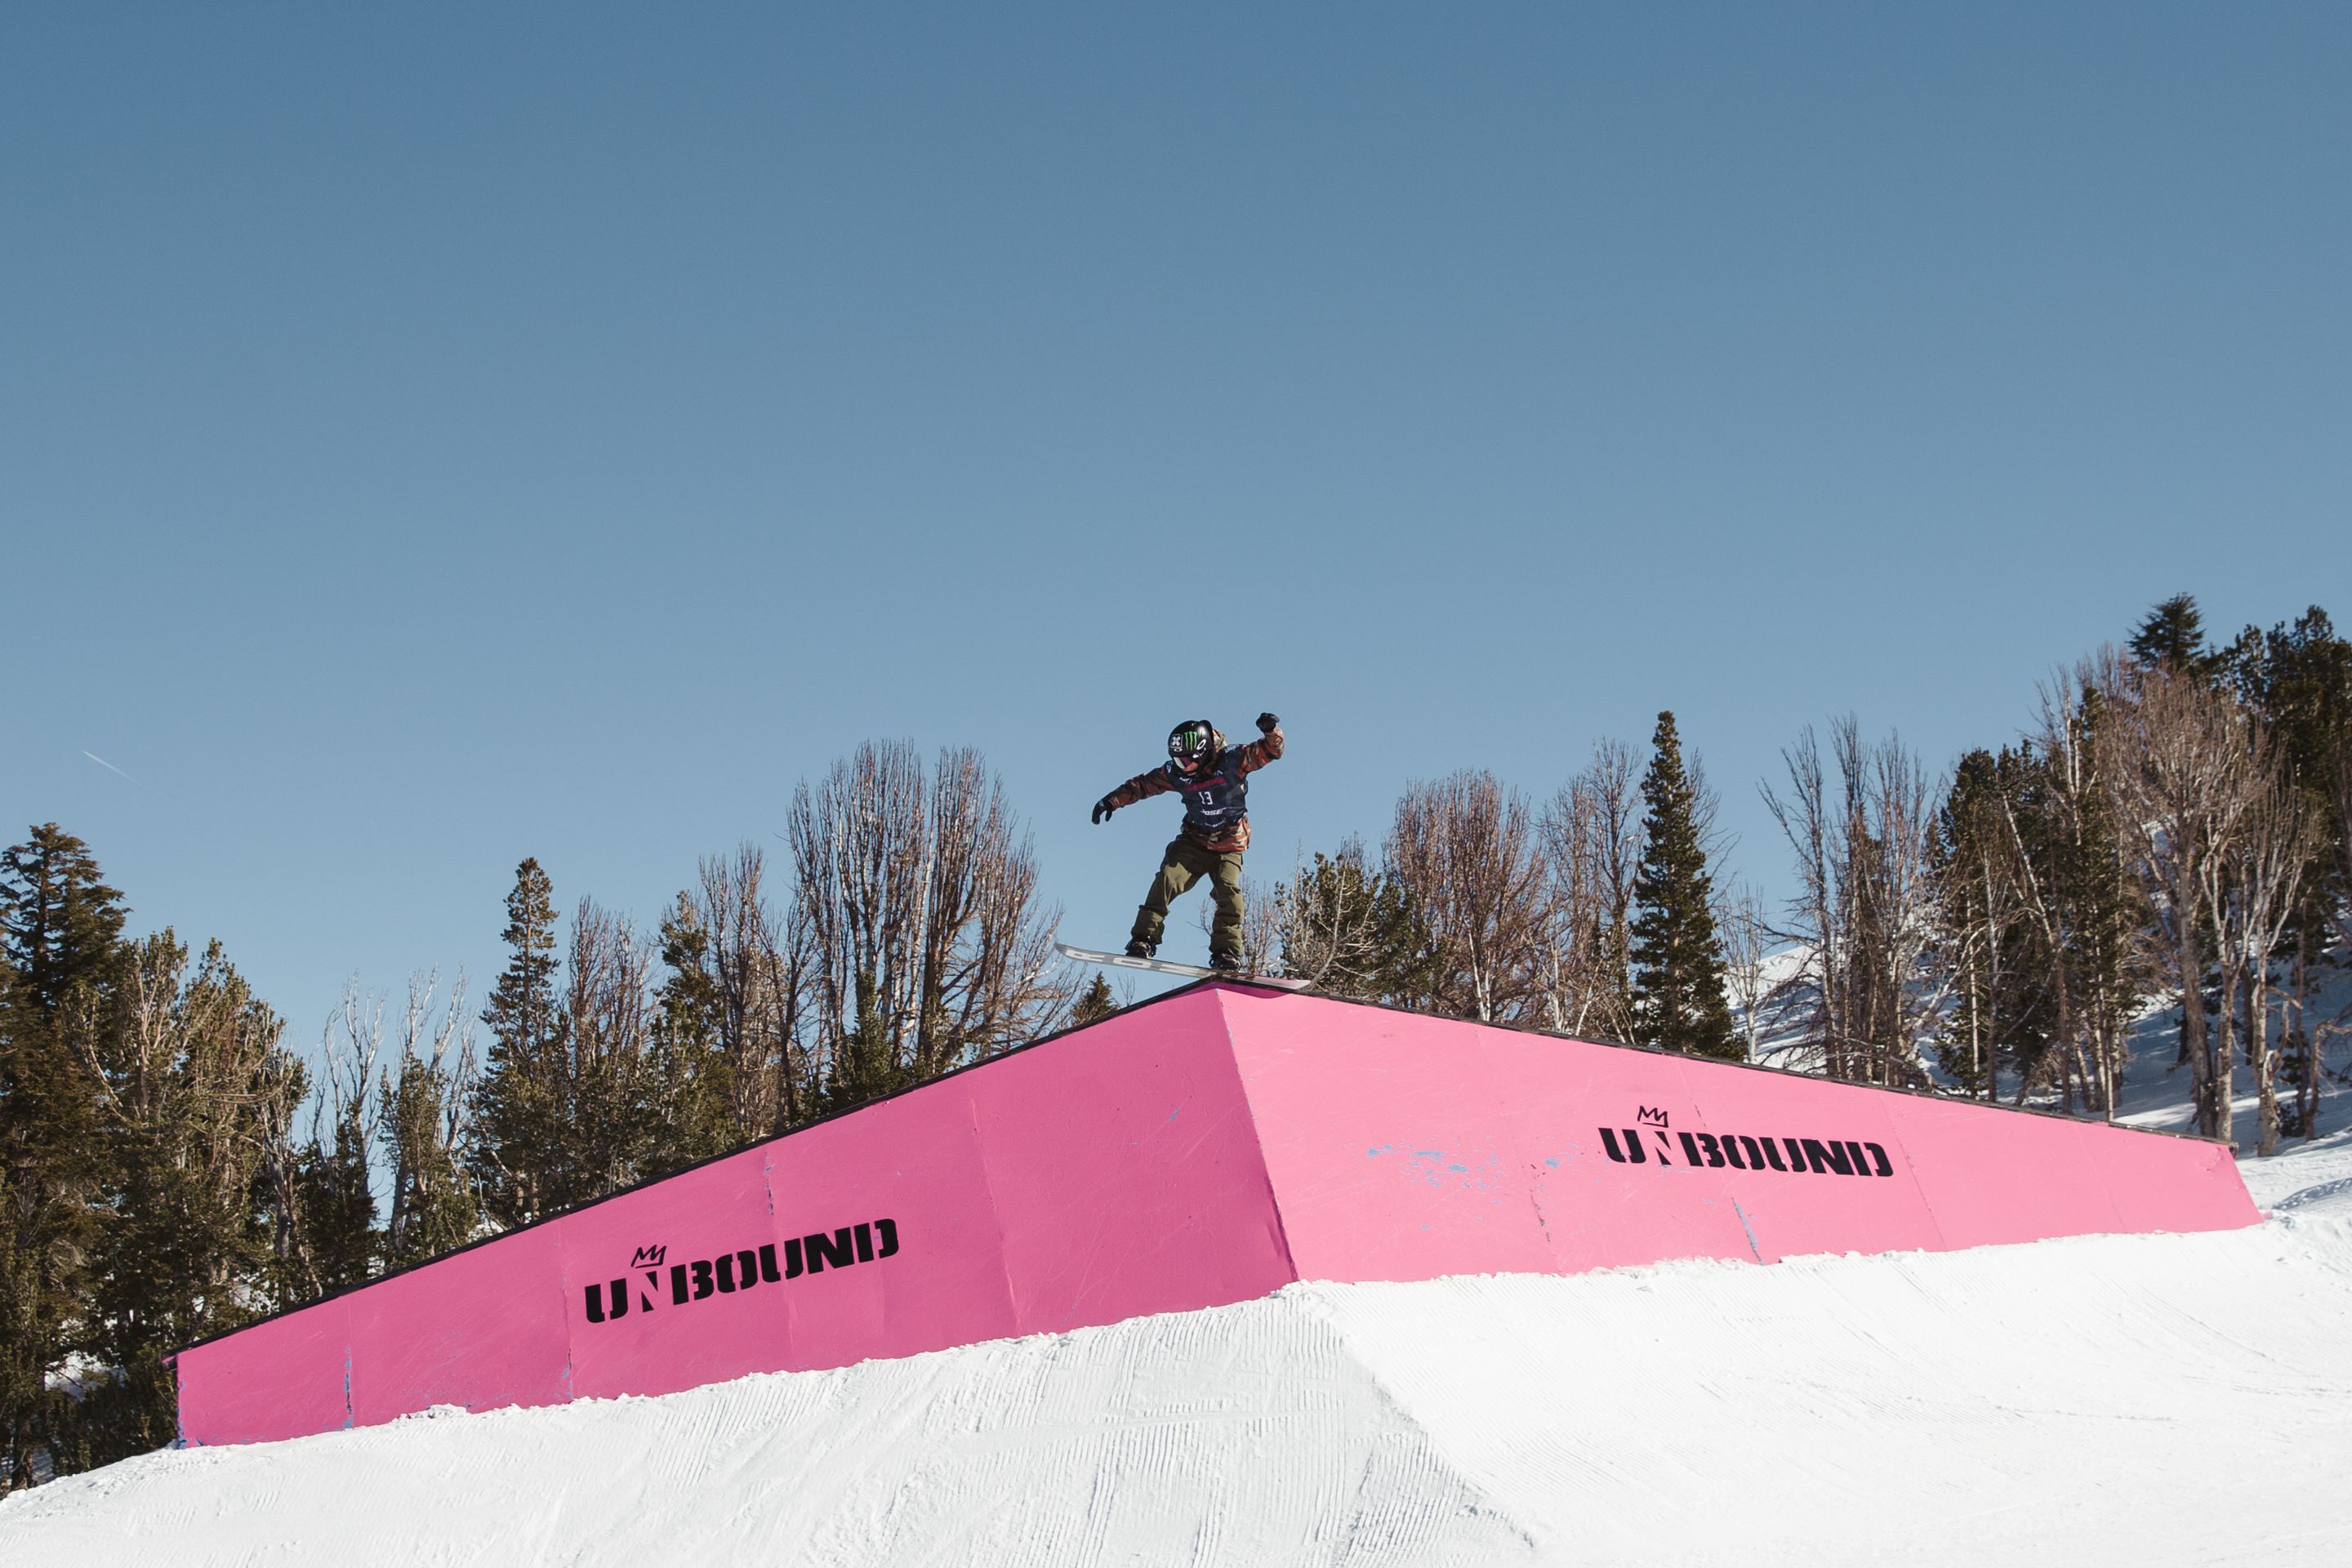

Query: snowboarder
(1091, 713), (1285, 973)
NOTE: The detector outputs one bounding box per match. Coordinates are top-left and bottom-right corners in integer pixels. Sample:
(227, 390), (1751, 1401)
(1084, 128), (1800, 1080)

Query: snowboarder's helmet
(1168, 719), (1217, 767)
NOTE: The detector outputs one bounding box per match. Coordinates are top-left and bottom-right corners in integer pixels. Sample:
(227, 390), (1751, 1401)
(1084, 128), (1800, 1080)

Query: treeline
(1259, 596), (2352, 1155)
(4, 600), (2346, 1490)
(1268, 710), (1752, 1060)
(0, 742), (1080, 1489)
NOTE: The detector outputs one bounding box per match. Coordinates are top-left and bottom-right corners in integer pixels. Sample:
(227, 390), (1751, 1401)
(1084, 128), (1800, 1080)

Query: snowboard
(1055, 943), (1313, 990)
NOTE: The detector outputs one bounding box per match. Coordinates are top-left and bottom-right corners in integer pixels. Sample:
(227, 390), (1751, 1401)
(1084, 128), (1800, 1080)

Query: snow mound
(10, 1153), (2352, 1567)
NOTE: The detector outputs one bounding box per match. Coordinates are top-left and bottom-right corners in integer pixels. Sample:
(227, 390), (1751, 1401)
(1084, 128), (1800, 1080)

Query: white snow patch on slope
(9, 1143), (2352, 1566)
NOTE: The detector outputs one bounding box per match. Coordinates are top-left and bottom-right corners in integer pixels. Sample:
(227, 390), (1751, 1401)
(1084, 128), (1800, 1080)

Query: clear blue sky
(6, 3), (2347, 1051)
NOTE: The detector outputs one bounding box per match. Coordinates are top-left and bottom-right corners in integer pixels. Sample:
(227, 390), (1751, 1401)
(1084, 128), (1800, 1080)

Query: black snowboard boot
(1125, 939), (1155, 959)
(1208, 951), (1243, 974)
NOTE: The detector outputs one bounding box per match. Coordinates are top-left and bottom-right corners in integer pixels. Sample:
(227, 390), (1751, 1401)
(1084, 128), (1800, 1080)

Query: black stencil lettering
(690, 1258), (715, 1298)
(715, 1254), (737, 1293)
(671, 1263), (690, 1305)
(783, 1237), (804, 1280)
(1600, 1128), (1631, 1163)
(1739, 1135), (1769, 1170)
(737, 1249), (762, 1290)
(1678, 1132), (1704, 1165)
(1652, 1129), (1676, 1165)
(854, 1223), (875, 1263)
(1800, 1138), (1853, 1176)
(805, 1227), (856, 1272)
(1722, 1134), (1749, 1169)
(1843, 1142), (1873, 1178)
(1695, 1133), (1726, 1169)
(1781, 1138), (1808, 1171)
(875, 1218), (899, 1258)
(1864, 1142), (1894, 1178)
(759, 1243), (782, 1284)
(582, 1282), (608, 1325)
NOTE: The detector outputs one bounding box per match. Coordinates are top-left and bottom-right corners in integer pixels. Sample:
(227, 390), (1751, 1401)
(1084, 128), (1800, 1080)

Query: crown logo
(1635, 1107), (1668, 1128)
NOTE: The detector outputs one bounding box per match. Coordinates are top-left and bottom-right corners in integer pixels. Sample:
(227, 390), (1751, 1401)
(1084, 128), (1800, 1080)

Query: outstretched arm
(1232, 711), (1285, 777)
(1092, 766), (1174, 824)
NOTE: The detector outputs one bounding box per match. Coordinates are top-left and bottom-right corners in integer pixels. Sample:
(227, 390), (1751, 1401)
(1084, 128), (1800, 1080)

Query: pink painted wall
(177, 983), (2258, 1446)
(176, 987), (1291, 1446)
(1212, 988), (2258, 1285)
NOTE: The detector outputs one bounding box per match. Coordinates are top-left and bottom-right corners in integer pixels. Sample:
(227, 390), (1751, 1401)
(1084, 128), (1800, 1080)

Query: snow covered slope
(8, 1137), (2352, 1566)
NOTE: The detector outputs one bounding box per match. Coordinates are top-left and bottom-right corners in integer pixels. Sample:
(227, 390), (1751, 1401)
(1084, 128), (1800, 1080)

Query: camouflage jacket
(1102, 724), (1285, 852)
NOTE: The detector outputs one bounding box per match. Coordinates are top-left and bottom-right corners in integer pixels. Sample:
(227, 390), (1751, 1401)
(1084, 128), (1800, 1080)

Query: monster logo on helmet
(1167, 719), (1218, 768)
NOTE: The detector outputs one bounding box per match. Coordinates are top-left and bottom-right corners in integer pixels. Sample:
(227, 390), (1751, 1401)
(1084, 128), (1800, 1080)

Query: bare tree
(1385, 771), (1549, 1023)
(1539, 741), (1642, 1040)
(565, 900), (654, 1196)
(2221, 773), (2318, 1156)
(379, 971), (479, 1266)
(2096, 654), (2265, 1143)
(787, 742), (1072, 1102)
(688, 847), (805, 1137)
(2020, 679), (2146, 1115)
(2319, 745), (2352, 1138)
(1762, 719), (1943, 1087)
(281, 978), (389, 1292)
(1713, 880), (1774, 1063)
(1200, 868), (1281, 978)
(2336, 746), (2352, 958)
(1272, 838), (1415, 998)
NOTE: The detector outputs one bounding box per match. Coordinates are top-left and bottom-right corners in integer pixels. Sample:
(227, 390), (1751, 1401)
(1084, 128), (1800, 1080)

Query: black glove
(1256, 712), (1280, 735)
(1091, 795), (1117, 825)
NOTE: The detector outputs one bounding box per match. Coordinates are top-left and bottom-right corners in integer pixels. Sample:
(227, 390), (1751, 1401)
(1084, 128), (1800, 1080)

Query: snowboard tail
(1055, 943), (1312, 991)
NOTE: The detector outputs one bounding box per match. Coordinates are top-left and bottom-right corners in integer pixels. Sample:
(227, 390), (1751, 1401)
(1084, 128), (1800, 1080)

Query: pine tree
(1, 831), (310, 1482)
(644, 892), (738, 1172)
(2049, 690), (2146, 1116)
(0, 825), (128, 1490)
(1628, 715), (1739, 1060)
(79, 936), (301, 1463)
(825, 971), (909, 1113)
(296, 1097), (378, 1292)
(1070, 973), (1118, 1027)
(1935, 751), (2011, 1098)
(379, 1041), (479, 1271)
(1274, 840), (1427, 1003)
(469, 859), (568, 1228)
(2129, 595), (2214, 678)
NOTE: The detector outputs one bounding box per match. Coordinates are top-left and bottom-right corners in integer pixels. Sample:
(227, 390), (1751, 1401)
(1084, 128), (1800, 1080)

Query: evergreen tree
(0, 825), (128, 1490)
(2049, 689), (2145, 1116)
(644, 893), (737, 1173)
(379, 1044), (479, 1270)
(2129, 594), (2215, 679)
(825, 971), (910, 1113)
(1935, 749), (2060, 1098)
(78, 937), (300, 1461)
(1070, 973), (1119, 1027)
(0, 828), (313, 1484)
(469, 859), (568, 1228)
(1936, 751), (2015, 1098)
(1628, 715), (1739, 1060)
(1274, 840), (1428, 1003)
(296, 1095), (378, 1292)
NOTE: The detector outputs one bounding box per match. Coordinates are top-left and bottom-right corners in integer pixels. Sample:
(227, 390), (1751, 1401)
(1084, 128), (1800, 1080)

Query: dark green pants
(1130, 837), (1245, 958)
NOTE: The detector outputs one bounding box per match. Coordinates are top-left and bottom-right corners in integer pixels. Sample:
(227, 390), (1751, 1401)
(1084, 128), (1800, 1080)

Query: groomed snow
(8, 1134), (2352, 1566)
